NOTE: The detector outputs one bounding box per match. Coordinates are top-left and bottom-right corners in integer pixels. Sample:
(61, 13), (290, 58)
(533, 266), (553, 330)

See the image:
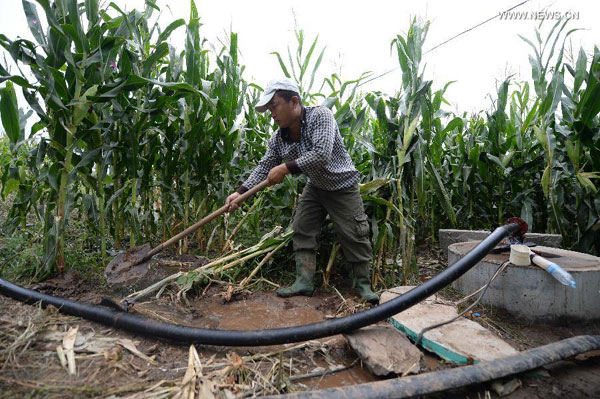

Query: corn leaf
(270, 51), (291, 78)
(22, 0), (47, 47)
(428, 161), (457, 227)
(157, 19), (185, 44)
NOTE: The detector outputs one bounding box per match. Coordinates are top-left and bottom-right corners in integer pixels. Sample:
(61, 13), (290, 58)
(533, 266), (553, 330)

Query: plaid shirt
(238, 106), (359, 192)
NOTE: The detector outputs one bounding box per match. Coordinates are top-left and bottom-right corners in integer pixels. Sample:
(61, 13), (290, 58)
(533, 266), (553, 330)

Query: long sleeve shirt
(238, 106), (359, 193)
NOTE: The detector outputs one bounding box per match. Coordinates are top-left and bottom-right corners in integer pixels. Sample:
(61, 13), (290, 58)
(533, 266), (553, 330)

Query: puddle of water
(299, 365), (378, 389)
(297, 353), (443, 390)
(133, 291), (341, 335)
(201, 298), (325, 330)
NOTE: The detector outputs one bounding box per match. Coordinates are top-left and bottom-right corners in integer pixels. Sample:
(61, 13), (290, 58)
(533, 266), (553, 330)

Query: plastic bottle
(547, 263), (577, 288)
(530, 254), (577, 288)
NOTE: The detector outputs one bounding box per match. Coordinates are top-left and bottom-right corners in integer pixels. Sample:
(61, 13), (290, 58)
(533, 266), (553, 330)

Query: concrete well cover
(449, 242), (600, 321)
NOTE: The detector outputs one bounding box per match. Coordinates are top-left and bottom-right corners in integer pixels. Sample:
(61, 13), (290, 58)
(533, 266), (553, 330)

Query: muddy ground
(0, 251), (599, 398)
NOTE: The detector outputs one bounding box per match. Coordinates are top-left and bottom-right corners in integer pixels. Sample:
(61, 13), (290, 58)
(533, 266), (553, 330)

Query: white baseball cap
(255, 78), (300, 113)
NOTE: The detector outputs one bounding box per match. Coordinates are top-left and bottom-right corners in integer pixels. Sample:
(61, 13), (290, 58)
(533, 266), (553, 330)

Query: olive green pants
(292, 183), (372, 264)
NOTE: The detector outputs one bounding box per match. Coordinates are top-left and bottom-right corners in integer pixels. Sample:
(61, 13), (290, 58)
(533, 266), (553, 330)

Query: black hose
(261, 335), (600, 399)
(0, 223), (519, 346)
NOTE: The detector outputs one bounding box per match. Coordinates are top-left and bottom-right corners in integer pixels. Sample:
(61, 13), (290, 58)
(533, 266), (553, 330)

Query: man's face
(266, 94), (300, 128)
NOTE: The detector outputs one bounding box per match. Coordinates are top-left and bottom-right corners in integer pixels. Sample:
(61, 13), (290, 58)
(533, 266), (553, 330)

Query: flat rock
(382, 287), (518, 364)
(344, 324), (423, 376)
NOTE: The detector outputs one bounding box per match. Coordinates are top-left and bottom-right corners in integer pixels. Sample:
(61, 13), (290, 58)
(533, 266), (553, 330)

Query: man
(226, 78), (378, 304)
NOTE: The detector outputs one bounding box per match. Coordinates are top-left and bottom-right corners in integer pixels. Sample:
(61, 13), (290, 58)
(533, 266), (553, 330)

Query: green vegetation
(1, 0), (598, 285)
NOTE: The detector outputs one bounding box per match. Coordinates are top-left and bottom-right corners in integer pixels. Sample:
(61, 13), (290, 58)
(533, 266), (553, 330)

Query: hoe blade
(104, 244), (152, 286)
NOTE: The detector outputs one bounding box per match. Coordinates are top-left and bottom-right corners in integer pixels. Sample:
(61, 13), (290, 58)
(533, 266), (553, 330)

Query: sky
(0, 0), (598, 117)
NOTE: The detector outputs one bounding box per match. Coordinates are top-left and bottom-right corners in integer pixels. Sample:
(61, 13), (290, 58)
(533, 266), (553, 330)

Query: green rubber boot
(277, 251), (316, 297)
(351, 262), (379, 304)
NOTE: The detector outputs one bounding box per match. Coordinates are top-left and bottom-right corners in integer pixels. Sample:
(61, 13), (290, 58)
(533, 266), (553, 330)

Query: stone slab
(344, 324), (423, 376)
(381, 287), (519, 364)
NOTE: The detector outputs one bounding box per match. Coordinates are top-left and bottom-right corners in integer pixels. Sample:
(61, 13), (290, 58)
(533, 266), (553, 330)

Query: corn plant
(2, 3), (599, 285)
(426, 21), (599, 254)
(521, 20), (599, 251)
(271, 27), (325, 104)
(0, 0), (192, 275)
(0, 83), (35, 228)
(554, 45), (600, 252)
(359, 19), (435, 282)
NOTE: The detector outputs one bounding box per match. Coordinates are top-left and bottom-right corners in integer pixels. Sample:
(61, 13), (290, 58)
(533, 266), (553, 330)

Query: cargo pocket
(354, 214), (369, 238)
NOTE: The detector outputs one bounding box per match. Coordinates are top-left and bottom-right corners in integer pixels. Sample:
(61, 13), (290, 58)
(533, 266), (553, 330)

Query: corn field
(0, 0), (599, 282)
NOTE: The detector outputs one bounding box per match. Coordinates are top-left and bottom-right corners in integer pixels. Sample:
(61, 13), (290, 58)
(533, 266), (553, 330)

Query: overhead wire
(424, 0), (531, 55)
(357, 0), (532, 88)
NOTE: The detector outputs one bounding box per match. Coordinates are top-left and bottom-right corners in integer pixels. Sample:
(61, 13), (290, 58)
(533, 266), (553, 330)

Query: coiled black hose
(0, 223), (520, 346)
(261, 335), (600, 399)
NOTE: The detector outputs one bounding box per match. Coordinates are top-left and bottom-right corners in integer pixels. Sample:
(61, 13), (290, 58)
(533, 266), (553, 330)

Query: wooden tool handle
(144, 180), (270, 260)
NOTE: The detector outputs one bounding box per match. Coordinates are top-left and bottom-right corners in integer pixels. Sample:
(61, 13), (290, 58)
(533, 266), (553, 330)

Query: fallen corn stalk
(222, 197), (262, 254)
(125, 228), (291, 304)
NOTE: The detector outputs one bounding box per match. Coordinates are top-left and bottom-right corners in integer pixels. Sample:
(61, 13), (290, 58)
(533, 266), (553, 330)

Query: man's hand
(267, 164), (290, 186)
(225, 192), (241, 212)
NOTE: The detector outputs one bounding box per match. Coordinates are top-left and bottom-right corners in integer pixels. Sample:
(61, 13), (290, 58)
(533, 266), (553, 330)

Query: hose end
(506, 217), (528, 240)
